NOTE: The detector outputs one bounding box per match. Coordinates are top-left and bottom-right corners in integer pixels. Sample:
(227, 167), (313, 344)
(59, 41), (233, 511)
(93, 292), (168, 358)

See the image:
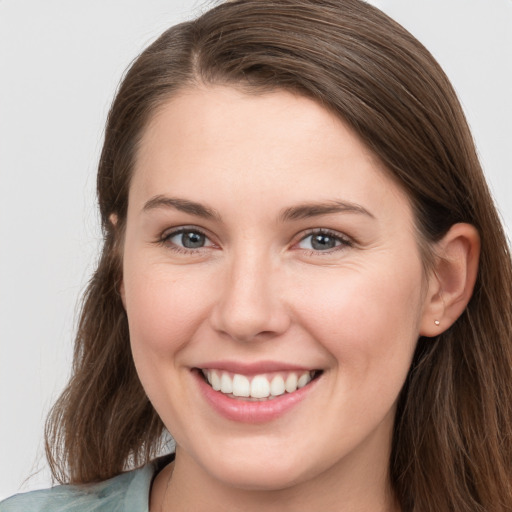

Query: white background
(1, 0), (511, 500)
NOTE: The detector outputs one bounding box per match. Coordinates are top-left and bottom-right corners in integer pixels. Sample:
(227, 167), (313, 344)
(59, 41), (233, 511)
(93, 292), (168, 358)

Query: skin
(119, 86), (477, 511)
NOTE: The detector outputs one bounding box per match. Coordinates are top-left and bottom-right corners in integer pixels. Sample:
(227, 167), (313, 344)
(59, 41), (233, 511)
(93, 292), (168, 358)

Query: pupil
(182, 232), (205, 248)
(311, 234), (335, 250)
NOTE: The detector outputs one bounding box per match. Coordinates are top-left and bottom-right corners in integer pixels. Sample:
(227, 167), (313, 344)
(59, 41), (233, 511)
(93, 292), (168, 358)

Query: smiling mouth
(199, 369), (323, 401)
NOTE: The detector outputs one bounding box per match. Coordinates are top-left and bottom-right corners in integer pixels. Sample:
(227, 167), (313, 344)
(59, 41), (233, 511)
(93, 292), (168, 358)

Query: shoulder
(0, 472), (141, 512)
(0, 455), (173, 512)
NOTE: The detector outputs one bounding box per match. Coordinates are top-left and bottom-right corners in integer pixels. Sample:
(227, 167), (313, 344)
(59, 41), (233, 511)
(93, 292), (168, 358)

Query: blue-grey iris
(311, 233), (337, 250)
(182, 231), (205, 248)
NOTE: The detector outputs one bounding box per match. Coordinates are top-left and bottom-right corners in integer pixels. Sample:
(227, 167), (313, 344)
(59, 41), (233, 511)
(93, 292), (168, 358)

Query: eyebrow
(142, 195), (221, 220)
(279, 200), (374, 222)
(142, 195), (373, 223)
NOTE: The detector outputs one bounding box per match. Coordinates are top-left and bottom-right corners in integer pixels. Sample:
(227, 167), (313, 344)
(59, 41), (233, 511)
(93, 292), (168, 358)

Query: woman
(2, 0), (511, 510)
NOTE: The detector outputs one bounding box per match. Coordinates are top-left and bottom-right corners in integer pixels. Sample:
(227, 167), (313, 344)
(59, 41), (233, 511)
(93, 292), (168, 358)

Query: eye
(160, 227), (214, 251)
(296, 230), (351, 252)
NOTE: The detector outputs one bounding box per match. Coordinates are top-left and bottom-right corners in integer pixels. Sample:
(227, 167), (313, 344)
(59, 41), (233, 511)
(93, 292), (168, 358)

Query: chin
(188, 438), (322, 492)
(213, 462), (309, 492)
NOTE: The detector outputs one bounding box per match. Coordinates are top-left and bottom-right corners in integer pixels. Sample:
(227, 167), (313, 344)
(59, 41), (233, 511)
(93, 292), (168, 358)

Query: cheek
(124, 267), (213, 421)
(291, 260), (424, 376)
(124, 266), (212, 356)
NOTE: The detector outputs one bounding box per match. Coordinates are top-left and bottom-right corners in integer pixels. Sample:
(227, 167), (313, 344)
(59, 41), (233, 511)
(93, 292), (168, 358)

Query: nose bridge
(211, 244), (289, 342)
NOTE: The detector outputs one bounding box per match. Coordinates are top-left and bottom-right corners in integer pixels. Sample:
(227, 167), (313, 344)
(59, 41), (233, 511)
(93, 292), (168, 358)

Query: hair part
(45, 1), (512, 510)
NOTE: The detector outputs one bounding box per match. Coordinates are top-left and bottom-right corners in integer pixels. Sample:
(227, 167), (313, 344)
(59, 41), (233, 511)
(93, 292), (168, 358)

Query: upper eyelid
(295, 228), (352, 243)
(160, 225), (210, 239)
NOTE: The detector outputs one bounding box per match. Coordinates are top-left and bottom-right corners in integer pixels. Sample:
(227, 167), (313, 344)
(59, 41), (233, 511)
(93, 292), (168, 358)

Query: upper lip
(195, 360), (319, 375)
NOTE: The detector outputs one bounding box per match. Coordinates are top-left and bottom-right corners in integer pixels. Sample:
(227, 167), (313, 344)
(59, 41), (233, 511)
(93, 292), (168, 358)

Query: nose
(209, 250), (291, 343)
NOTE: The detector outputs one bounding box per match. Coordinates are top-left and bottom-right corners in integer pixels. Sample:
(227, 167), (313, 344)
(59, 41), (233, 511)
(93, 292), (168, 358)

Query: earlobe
(420, 223), (480, 337)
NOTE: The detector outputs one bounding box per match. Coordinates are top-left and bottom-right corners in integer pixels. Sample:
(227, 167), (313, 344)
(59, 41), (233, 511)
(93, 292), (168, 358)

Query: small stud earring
(434, 320), (440, 326)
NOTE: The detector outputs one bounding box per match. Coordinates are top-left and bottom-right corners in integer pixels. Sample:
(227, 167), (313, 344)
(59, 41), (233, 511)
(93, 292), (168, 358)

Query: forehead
(130, 85), (412, 222)
(136, 85), (377, 166)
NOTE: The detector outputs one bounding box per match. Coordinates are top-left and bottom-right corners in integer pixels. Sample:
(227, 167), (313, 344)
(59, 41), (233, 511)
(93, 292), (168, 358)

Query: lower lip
(193, 370), (320, 424)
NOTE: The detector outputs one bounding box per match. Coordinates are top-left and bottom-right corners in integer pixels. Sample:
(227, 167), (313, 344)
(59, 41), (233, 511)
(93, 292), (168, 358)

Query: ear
(109, 213), (127, 309)
(420, 223), (480, 337)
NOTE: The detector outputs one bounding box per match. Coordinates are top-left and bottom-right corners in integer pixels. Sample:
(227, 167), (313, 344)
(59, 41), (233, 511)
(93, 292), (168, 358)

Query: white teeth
(251, 375), (270, 398)
(211, 370), (221, 391)
(285, 373), (298, 393)
(232, 374), (250, 397)
(297, 372), (310, 389)
(203, 369), (317, 399)
(270, 375), (285, 396)
(220, 372), (233, 394)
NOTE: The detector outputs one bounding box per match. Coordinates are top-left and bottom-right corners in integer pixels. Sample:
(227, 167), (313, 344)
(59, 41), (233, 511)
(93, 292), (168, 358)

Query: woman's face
(122, 86), (432, 492)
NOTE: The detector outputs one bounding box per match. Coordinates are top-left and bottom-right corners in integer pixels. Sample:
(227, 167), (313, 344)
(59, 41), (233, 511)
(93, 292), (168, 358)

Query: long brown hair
(45, 1), (512, 509)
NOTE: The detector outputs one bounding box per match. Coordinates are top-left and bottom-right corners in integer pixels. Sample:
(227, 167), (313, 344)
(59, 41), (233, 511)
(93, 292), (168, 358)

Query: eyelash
(156, 227), (353, 255)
